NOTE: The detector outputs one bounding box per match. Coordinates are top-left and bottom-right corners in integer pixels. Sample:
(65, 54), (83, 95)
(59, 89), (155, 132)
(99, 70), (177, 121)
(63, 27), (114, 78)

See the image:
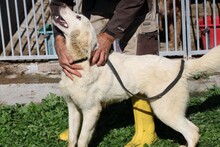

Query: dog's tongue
(53, 15), (68, 28)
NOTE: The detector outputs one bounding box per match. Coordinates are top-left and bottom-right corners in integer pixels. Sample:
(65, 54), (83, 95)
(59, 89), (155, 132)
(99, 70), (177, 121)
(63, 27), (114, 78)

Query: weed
(0, 87), (219, 147)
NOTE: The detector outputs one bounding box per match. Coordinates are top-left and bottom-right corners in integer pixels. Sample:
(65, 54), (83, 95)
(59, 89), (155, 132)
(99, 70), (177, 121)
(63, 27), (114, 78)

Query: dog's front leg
(77, 104), (102, 147)
(67, 102), (81, 147)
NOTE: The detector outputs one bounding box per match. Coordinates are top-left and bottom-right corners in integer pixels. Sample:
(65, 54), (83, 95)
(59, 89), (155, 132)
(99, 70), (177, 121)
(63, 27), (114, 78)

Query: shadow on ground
(89, 93), (220, 146)
(89, 99), (134, 147)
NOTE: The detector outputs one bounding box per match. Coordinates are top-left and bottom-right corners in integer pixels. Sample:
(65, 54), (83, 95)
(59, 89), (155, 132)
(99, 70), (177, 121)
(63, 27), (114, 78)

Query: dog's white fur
(53, 6), (220, 147)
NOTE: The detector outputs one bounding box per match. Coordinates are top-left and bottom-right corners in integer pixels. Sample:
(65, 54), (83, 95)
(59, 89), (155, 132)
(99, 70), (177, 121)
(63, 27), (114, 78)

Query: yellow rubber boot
(125, 97), (157, 147)
(59, 129), (69, 141)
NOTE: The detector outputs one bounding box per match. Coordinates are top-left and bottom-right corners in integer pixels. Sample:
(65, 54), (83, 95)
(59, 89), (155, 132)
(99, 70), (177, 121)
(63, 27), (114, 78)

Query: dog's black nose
(61, 3), (66, 8)
(76, 15), (81, 20)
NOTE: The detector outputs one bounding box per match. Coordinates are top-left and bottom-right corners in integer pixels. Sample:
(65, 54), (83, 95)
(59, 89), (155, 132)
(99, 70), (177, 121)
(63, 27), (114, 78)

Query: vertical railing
(181, 0), (187, 58)
(164, 0), (169, 51)
(195, 0), (200, 52)
(6, 0), (14, 56)
(23, 0), (32, 56)
(0, 6), (6, 57)
(204, 0), (209, 50)
(190, 0), (219, 56)
(186, 0), (192, 58)
(15, 0), (23, 56)
(40, 0), (48, 55)
(159, 0), (219, 58)
(212, 0), (217, 47)
(172, 0), (178, 51)
(32, 0), (40, 56)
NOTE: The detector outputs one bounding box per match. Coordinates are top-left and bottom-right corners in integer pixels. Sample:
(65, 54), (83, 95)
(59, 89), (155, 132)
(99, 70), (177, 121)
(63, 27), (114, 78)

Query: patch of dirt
(0, 74), (60, 84)
(0, 61), (61, 84)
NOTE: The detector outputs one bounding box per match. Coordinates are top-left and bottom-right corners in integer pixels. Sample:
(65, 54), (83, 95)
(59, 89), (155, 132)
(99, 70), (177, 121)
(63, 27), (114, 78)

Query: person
(50, 0), (159, 145)
(50, 0), (158, 80)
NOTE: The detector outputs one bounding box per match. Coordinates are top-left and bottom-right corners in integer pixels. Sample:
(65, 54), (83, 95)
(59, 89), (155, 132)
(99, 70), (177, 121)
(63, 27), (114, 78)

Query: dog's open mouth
(53, 15), (68, 28)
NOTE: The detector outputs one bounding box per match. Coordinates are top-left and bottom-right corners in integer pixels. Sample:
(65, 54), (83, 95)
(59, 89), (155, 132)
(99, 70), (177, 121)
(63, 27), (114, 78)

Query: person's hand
(55, 35), (83, 80)
(91, 32), (115, 66)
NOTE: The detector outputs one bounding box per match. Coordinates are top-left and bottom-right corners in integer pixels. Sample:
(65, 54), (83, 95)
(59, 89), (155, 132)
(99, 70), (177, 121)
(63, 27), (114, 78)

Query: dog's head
(52, 4), (98, 61)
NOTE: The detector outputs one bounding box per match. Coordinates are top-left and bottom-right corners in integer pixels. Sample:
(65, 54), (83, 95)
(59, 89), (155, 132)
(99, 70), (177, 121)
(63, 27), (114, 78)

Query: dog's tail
(185, 45), (220, 76)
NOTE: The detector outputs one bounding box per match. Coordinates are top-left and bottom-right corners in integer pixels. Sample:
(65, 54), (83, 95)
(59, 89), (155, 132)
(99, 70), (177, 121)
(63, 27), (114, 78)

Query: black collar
(72, 57), (88, 64)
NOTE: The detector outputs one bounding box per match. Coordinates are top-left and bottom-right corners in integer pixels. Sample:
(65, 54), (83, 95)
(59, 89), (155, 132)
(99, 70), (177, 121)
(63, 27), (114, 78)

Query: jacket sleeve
(105, 0), (146, 39)
(50, 0), (74, 37)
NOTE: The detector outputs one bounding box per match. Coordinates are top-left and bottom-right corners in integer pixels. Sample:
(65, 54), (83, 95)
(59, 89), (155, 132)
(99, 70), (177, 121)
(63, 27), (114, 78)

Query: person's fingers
(69, 64), (83, 70)
(91, 50), (100, 66)
(66, 57), (74, 64)
(104, 53), (108, 65)
(96, 51), (107, 66)
(63, 65), (82, 78)
(63, 69), (74, 80)
(91, 48), (109, 66)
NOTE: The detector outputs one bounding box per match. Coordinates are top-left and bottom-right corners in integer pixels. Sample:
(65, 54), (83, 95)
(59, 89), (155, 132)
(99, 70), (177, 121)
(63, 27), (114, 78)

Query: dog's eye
(76, 15), (81, 20)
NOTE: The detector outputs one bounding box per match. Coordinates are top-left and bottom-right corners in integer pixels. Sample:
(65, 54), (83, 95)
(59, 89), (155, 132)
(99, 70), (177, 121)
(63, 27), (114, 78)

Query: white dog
(52, 5), (220, 147)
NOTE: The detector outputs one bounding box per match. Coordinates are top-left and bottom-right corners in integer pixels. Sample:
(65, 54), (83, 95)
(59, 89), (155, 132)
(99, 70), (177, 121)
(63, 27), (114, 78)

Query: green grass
(0, 87), (220, 147)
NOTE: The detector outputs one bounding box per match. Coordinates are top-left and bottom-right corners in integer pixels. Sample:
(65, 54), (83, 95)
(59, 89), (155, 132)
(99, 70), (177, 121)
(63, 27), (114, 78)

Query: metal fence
(159, 0), (220, 58)
(0, 0), (57, 61)
(0, 0), (220, 61)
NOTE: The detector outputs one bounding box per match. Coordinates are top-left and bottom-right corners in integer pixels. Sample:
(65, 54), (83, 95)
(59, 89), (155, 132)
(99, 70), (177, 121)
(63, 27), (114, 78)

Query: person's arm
(105, 0), (145, 39)
(50, 0), (82, 80)
(91, 0), (145, 66)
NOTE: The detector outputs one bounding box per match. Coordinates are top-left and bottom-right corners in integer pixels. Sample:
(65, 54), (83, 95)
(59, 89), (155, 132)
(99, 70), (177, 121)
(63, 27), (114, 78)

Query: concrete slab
(0, 83), (62, 105)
